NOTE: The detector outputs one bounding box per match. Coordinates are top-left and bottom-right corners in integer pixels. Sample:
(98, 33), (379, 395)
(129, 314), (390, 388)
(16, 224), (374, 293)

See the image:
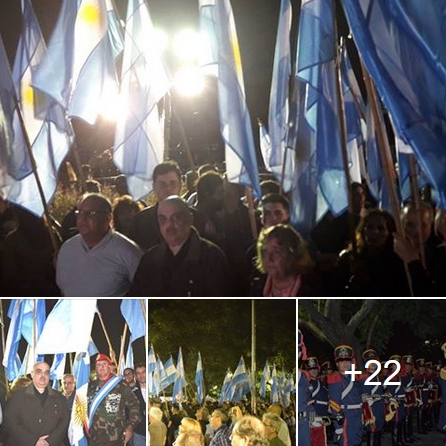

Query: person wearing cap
(437, 343), (446, 441)
(327, 345), (364, 446)
(414, 358), (429, 434)
(3, 361), (70, 446)
(402, 355), (417, 444)
(298, 329), (311, 446)
(386, 355), (410, 446)
(87, 354), (141, 446)
(361, 349), (385, 446)
(305, 357), (328, 446)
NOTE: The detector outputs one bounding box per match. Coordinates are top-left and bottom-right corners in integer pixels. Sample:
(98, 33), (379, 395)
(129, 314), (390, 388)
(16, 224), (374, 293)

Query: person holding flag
(87, 353), (141, 446)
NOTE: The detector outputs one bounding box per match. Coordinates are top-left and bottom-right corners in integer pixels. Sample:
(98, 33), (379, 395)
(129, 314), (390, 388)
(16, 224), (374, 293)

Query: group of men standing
(2, 354), (146, 446)
(298, 329), (446, 446)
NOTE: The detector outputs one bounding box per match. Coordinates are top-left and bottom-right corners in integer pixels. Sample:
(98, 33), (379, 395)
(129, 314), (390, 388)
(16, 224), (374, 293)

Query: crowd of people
(0, 354), (146, 446)
(1, 158), (444, 296)
(147, 399), (296, 446)
(298, 329), (446, 446)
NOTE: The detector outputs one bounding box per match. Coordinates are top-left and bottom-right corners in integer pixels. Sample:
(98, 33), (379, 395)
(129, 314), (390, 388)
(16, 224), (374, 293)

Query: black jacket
(129, 228), (230, 296)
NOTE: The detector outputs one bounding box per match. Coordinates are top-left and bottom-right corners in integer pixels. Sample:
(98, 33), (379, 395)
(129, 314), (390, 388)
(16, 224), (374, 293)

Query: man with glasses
(209, 410), (231, 446)
(129, 195), (229, 296)
(3, 361), (69, 446)
(56, 193), (142, 296)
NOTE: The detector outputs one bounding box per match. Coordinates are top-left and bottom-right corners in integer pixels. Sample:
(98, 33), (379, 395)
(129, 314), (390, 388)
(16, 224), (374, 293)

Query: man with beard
(128, 195), (230, 296)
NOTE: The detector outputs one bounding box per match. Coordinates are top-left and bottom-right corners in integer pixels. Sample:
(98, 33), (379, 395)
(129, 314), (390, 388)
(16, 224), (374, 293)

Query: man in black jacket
(129, 196), (230, 297)
(131, 363), (147, 446)
(4, 361), (70, 446)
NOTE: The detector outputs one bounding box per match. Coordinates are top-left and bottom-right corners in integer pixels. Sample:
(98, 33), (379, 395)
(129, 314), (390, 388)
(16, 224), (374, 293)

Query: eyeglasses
(75, 209), (107, 219)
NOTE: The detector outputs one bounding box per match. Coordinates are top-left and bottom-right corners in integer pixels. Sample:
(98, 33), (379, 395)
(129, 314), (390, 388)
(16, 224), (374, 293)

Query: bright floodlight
(174, 67), (205, 96)
(173, 29), (201, 62)
(99, 81), (122, 121)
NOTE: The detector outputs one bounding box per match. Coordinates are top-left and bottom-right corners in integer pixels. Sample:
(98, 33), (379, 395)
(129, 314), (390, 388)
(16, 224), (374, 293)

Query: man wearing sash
(87, 354), (141, 446)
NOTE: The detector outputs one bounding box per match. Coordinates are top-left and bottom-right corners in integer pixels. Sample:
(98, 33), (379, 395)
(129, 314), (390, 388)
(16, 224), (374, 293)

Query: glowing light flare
(173, 29), (201, 62)
(173, 67), (205, 97)
(98, 81), (122, 121)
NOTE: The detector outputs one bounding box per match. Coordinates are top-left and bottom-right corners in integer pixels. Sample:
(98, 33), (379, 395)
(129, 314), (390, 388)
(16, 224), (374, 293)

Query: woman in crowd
(334, 208), (431, 296)
(231, 416), (269, 446)
(250, 224), (320, 296)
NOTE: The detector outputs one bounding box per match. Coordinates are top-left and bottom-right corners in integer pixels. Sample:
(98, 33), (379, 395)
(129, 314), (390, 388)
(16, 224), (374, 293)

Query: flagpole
(251, 299), (257, 415)
(335, 37), (357, 256)
(279, 147), (289, 195)
(408, 154), (427, 269)
(164, 92), (172, 162)
(0, 300), (9, 393)
(118, 323), (128, 373)
(96, 311), (116, 365)
(360, 61), (414, 296)
(245, 187), (258, 240)
(14, 98), (60, 255)
(138, 299), (147, 357)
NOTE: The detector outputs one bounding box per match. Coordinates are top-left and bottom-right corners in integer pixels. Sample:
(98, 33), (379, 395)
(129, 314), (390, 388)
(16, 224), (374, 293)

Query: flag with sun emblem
(69, 352), (90, 446)
(33, 0), (117, 125)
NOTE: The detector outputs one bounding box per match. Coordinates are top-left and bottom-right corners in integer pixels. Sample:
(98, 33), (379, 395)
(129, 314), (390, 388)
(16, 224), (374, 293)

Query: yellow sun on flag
(78, 4), (102, 26)
(73, 394), (89, 428)
(23, 85), (35, 107)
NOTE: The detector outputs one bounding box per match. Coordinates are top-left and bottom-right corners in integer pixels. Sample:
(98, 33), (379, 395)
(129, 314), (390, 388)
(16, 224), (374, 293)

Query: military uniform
(87, 377), (141, 446)
(298, 329), (311, 446)
(328, 345), (364, 446)
(306, 357), (328, 446)
(362, 349), (385, 446)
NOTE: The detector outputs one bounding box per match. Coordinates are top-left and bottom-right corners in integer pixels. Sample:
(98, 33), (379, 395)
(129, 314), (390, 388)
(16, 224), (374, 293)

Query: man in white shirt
(56, 193), (142, 296)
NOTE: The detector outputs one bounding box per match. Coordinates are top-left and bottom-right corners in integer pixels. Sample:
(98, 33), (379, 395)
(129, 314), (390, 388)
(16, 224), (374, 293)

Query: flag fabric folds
(113, 0), (170, 200)
(218, 369), (233, 405)
(267, 0), (295, 191)
(198, 0), (261, 198)
(340, 0), (446, 209)
(120, 299), (145, 343)
(33, 0), (117, 126)
(259, 359), (270, 399)
(0, 35), (30, 182)
(296, 0), (348, 217)
(270, 364), (279, 404)
(195, 352), (205, 404)
(161, 356), (177, 391)
(36, 299), (97, 354)
(68, 352), (90, 446)
(3, 299), (46, 381)
(172, 347), (187, 403)
(2, 0), (73, 216)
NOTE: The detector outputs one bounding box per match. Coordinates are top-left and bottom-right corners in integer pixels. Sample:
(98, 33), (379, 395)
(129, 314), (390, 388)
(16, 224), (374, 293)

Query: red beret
(96, 353), (112, 364)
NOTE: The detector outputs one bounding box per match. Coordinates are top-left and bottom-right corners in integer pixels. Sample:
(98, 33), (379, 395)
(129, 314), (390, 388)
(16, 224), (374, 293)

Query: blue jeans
(131, 432), (146, 446)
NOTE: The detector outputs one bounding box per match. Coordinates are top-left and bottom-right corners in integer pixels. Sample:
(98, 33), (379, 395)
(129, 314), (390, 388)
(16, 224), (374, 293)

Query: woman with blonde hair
(250, 224), (319, 296)
(231, 416), (269, 446)
(180, 417), (203, 434)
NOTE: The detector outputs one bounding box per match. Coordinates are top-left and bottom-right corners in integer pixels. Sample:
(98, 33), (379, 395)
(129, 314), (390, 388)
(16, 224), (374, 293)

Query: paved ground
(380, 429), (445, 446)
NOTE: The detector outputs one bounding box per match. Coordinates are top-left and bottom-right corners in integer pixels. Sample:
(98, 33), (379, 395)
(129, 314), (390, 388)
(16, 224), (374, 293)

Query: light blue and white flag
(195, 352), (205, 404)
(36, 300), (97, 354)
